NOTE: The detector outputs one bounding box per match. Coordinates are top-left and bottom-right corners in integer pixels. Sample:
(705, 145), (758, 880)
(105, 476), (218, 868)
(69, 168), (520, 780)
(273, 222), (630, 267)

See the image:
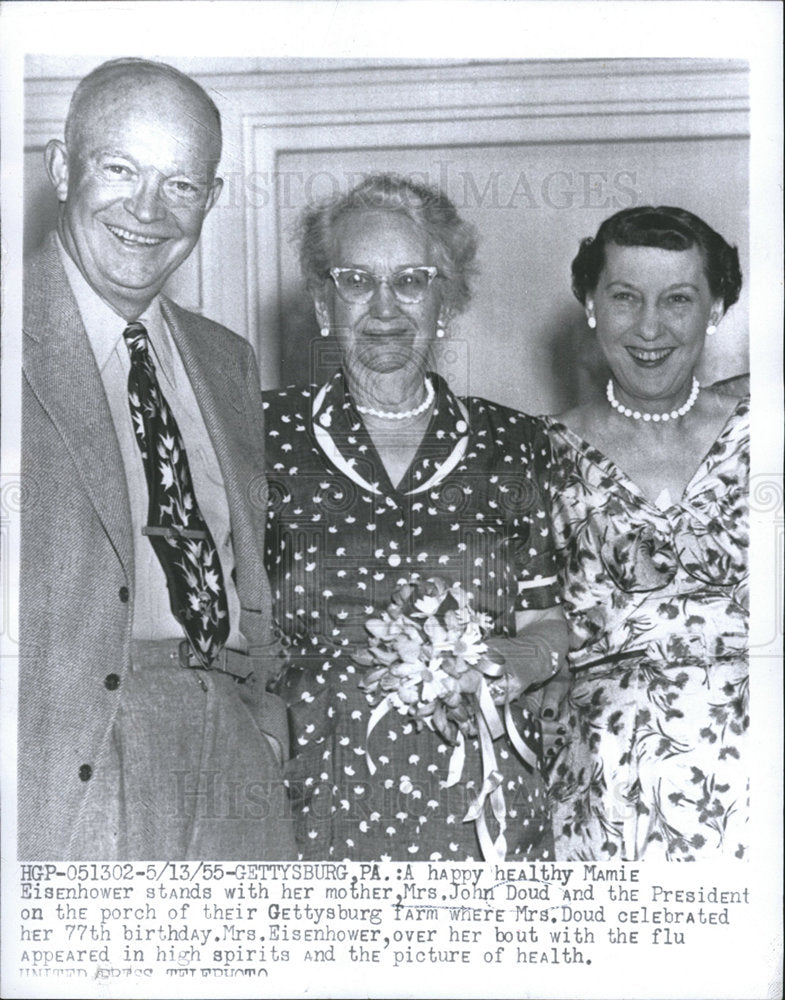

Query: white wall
(25, 57), (749, 413)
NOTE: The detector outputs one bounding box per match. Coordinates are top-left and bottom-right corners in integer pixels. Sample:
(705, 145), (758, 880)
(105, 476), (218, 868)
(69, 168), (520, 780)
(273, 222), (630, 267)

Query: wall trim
(236, 59), (748, 378)
(24, 58), (749, 382)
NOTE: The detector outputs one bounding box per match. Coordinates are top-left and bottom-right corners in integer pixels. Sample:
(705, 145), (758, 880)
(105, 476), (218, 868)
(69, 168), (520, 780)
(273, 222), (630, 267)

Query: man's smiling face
(49, 76), (222, 319)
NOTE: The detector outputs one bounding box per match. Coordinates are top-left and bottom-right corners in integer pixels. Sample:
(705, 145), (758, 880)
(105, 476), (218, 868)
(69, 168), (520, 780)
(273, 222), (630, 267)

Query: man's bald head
(64, 58), (222, 172)
(47, 57), (224, 318)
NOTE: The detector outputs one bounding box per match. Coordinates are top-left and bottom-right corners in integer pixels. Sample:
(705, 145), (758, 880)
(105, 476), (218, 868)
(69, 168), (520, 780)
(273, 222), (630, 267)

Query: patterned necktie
(122, 321), (229, 667)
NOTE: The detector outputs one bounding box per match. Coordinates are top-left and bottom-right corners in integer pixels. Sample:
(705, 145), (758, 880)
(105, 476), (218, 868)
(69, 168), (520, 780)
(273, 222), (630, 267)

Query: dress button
(118, 586), (129, 603)
(104, 673), (120, 691)
(388, 554), (401, 567)
(78, 764), (93, 782)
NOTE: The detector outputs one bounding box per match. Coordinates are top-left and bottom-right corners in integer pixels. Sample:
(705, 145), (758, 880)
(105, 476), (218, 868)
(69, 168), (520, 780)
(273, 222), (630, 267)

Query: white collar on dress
(310, 376), (471, 497)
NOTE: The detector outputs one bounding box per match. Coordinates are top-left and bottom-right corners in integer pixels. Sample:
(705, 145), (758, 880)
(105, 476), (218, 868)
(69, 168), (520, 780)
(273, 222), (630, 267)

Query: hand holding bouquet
(352, 577), (543, 860)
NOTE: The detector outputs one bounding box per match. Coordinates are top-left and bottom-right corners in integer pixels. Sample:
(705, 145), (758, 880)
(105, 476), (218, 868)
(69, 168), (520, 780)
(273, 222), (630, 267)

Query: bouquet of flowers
(352, 577), (543, 860)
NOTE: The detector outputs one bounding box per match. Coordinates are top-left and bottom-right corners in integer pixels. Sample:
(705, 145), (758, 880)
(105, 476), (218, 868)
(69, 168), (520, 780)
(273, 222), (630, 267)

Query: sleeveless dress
(263, 371), (561, 861)
(543, 399), (749, 861)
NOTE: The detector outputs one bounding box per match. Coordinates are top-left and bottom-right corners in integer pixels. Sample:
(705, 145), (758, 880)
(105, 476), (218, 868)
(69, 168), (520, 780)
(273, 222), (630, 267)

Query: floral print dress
(263, 371), (560, 861)
(543, 399), (749, 861)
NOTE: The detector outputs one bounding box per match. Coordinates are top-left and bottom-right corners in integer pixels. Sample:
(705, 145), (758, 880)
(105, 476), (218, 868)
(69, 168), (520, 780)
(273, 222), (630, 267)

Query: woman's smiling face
(588, 242), (723, 408)
(316, 209), (445, 386)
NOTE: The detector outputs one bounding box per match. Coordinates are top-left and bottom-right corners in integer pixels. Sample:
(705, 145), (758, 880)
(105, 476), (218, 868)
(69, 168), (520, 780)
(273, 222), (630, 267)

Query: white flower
(453, 622), (488, 665)
(414, 594), (441, 615)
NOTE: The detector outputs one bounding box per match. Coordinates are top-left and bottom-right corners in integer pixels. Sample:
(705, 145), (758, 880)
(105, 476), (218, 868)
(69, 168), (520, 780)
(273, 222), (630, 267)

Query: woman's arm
(484, 607), (568, 699)
(511, 607), (571, 760)
(484, 608), (570, 760)
(510, 606), (569, 688)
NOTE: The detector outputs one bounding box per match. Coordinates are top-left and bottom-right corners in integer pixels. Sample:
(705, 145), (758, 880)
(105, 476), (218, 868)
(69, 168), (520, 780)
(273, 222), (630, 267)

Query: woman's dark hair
(571, 206), (742, 310)
(298, 172), (478, 314)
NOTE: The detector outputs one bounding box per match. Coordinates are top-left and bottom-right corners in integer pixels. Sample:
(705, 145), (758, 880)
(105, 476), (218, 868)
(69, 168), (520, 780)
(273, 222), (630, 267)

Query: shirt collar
(56, 233), (170, 373)
(312, 369), (470, 497)
(320, 369), (468, 439)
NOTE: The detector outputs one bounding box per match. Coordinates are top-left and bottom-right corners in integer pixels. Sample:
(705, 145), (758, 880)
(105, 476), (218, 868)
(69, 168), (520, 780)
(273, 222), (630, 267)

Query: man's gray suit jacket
(20, 233), (294, 859)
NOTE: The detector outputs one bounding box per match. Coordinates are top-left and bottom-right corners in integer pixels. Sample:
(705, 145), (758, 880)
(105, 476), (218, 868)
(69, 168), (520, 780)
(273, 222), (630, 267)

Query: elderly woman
(263, 174), (567, 861)
(543, 206), (748, 861)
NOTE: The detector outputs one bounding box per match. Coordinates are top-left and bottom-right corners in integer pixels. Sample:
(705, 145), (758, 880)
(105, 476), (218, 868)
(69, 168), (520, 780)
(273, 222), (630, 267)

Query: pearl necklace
(356, 377), (435, 421)
(607, 376), (700, 422)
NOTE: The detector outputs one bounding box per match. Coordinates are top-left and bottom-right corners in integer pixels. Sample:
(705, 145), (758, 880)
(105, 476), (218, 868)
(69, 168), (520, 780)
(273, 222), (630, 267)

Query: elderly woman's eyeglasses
(328, 266), (440, 305)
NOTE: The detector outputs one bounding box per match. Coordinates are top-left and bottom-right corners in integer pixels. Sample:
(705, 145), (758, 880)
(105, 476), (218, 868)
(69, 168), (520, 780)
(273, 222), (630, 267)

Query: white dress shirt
(58, 238), (246, 651)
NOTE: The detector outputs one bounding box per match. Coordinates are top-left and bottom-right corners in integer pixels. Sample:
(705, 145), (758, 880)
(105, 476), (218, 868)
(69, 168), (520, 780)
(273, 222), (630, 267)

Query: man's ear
(44, 140), (70, 202)
(204, 176), (223, 215)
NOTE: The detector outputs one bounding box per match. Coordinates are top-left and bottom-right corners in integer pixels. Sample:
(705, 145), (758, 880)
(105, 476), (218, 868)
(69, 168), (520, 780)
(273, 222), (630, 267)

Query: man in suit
(21, 58), (295, 859)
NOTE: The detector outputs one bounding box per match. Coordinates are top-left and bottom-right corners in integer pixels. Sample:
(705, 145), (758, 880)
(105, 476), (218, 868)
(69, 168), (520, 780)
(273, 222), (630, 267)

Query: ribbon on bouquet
(363, 676), (543, 860)
(474, 655), (541, 773)
(462, 708), (507, 861)
(364, 697), (394, 776)
(363, 693), (470, 782)
(451, 677), (542, 862)
(503, 699), (541, 772)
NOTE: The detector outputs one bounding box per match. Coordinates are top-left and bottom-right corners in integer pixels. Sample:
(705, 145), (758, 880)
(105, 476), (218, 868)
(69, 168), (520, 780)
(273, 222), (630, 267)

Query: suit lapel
(163, 299), (264, 605)
(162, 298), (247, 494)
(23, 237), (134, 575)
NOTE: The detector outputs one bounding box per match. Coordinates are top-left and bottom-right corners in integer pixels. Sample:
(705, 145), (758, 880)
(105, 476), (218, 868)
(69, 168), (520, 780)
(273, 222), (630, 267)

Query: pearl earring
(587, 315), (597, 330)
(320, 326), (330, 338)
(706, 324), (717, 337)
(436, 324), (445, 339)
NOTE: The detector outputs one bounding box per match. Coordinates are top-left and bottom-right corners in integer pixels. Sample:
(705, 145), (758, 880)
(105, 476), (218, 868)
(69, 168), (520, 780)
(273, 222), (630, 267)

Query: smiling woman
(262, 173), (569, 862)
(590, 243), (722, 409)
(542, 206), (749, 862)
(315, 209), (446, 407)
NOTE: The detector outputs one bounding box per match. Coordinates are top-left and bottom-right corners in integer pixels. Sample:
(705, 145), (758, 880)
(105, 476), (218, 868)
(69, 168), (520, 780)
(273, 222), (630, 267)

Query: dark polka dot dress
(263, 371), (559, 861)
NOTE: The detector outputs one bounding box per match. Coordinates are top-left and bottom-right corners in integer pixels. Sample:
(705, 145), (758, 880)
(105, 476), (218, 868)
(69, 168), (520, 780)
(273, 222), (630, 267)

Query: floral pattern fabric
(543, 399), (750, 861)
(123, 321), (228, 665)
(263, 371), (560, 861)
